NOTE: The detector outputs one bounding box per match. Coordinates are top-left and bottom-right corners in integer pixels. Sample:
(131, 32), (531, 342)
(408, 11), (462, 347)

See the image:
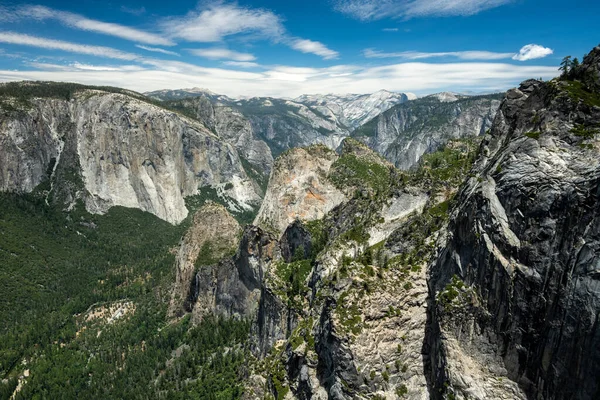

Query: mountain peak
(428, 92), (461, 102)
(294, 90), (415, 129)
(568, 44), (600, 93)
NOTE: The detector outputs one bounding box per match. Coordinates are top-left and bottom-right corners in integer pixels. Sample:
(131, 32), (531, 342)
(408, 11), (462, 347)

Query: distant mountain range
(146, 87), (501, 173)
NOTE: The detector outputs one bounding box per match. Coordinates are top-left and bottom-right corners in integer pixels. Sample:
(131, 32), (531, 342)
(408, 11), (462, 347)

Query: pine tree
(559, 55), (572, 76)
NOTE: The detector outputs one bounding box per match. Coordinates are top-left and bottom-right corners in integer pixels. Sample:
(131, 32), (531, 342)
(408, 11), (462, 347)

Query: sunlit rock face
(0, 89), (261, 224)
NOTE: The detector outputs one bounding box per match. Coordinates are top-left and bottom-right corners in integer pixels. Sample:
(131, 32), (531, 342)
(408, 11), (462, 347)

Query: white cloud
(161, 3), (285, 42)
(161, 3), (338, 59)
(189, 48), (256, 61)
(135, 45), (180, 56)
(70, 62), (145, 72)
(512, 44), (553, 61)
(290, 39), (339, 59)
(222, 61), (261, 68)
(364, 48), (515, 60)
(335, 0), (512, 21)
(24, 61), (146, 72)
(13, 5), (174, 46)
(4, 60), (558, 98)
(0, 32), (140, 61)
(382, 28), (399, 32)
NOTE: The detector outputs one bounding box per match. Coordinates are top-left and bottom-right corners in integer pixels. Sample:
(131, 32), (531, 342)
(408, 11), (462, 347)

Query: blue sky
(0, 0), (597, 97)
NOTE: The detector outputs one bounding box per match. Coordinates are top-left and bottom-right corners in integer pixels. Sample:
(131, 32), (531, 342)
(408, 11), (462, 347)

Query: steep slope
(166, 95), (350, 162)
(0, 82), (261, 224)
(237, 97), (349, 155)
(295, 90), (417, 130)
(353, 93), (503, 169)
(428, 47), (600, 400)
(168, 202), (242, 318)
(170, 136), (479, 399)
(253, 144), (346, 235)
(165, 95), (274, 177)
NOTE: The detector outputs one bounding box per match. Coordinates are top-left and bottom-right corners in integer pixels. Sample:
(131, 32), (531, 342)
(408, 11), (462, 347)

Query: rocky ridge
(164, 89), (500, 172)
(253, 144), (347, 236)
(168, 202), (241, 318)
(294, 90), (417, 130)
(428, 46), (600, 400)
(172, 135), (479, 399)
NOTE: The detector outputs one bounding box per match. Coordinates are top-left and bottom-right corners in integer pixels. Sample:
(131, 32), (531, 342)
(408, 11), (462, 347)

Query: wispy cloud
(0, 32), (140, 61)
(0, 32), (263, 75)
(364, 44), (554, 62)
(7, 5), (173, 46)
(382, 28), (399, 32)
(161, 2), (284, 42)
(189, 48), (256, 61)
(69, 62), (145, 72)
(3, 61), (558, 97)
(290, 39), (339, 59)
(120, 6), (146, 16)
(512, 44), (553, 61)
(136, 45), (180, 56)
(24, 61), (146, 72)
(364, 48), (515, 60)
(161, 2), (339, 60)
(335, 0), (512, 21)
(24, 61), (72, 71)
(222, 61), (261, 68)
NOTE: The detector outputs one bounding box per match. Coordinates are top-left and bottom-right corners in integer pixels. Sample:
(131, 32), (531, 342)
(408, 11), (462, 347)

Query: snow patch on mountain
(294, 90), (416, 129)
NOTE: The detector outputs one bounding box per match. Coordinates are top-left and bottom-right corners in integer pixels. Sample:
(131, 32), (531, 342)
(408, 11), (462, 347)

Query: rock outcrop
(175, 220), (297, 355)
(168, 202), (241, 318)
(0, 84), (261, 224)
(429, 47), (600, 400)
(253, 145), (346, 236)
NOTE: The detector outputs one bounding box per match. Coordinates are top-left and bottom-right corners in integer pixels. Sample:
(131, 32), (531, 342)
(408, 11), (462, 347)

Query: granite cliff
(428, 46), (600, 400)
(0, 82), (262, 224)
(353, 93), (502, 170)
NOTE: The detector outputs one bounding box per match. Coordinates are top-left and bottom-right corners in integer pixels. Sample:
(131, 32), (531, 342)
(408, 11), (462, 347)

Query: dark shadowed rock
(428, 46), (600, 400)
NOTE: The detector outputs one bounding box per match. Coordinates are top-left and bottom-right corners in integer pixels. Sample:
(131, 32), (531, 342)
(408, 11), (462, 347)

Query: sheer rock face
(0, 98), (69, 193)
(168, 202), (241, 318)
(170, 211), (293, 353)
(0, 90), (261, 224)
(355, 94), (502, 170)
(280, 220), (313, 263)
(429, 51), (600, 400)
(185, 223), (294, 355)
(168, 96), (274, 174)
(253, 145), (347, 236)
